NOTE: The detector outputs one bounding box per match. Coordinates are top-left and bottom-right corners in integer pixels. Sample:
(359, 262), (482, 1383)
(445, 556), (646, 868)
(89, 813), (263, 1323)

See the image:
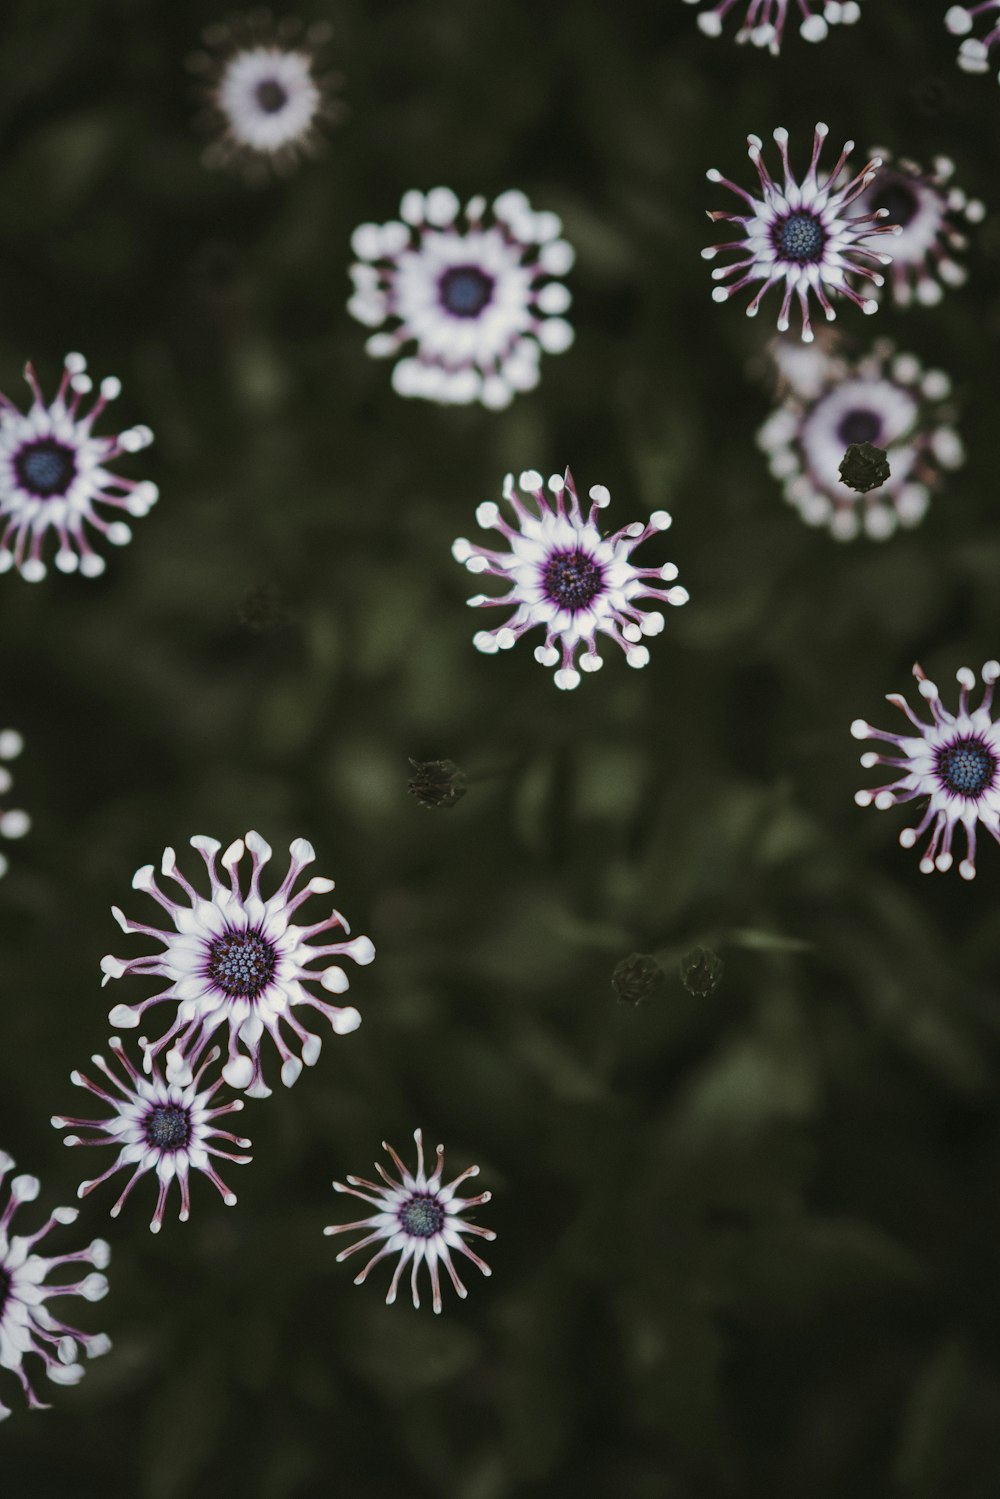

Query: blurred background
(2, 1), (1000, 1495)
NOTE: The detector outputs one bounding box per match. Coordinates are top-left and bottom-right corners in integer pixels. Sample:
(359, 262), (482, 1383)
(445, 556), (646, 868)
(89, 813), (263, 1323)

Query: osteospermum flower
(0, 354), (156, 582)
(0, 1152), (110, 1420)
(52, 1038), (251, 1234)
(703, 123), (901, 342)
(947, 4), (1000, 81)
(452, 468), (688, 690)
(0, 730), (30, 878)
(758, 339), (963, 540)
(852, 661), (1000, 879)
(684, 0), (860, 53)
(348, 188), (575, 409)
(189, 11), (341, 179)
(100, 833), (375, 1099)
(323, 1129), (495, 1314)
(854, 150), (985, 306)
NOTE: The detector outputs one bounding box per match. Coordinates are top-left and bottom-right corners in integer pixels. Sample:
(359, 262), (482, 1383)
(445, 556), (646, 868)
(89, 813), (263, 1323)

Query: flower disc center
(837, 408), (883, 447)
(438, 265), (496, 318)
(937, 737), (996, 798)
(255, 78), (289, 114)
(543, 549), (605, 611)
(399, 1194), (445, 1238)
(776, 212), (827, 264)
(870, 180), (919, 230)
(207, 927), (277, 999)
(144, 1104), (191, 1151)
(15, 439), (77, 498)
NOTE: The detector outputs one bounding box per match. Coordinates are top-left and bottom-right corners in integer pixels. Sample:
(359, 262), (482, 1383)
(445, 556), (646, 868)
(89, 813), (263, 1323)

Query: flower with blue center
(684, 0), (861, 53)
(348, 188), (575, 409)
(452, 468), (688, 690)
(52, 1038), (252, 1234)
(100, 833), (375, 1099)
(324, 1129), (495, 1314)
(852, 661), (1000, 879)
(0, 1152), (110, 1420)
(0, 730), (30, 879)
(0, 354), (156, 581)
(703, 123), (901, 342)
(947, 4), (1000, 81)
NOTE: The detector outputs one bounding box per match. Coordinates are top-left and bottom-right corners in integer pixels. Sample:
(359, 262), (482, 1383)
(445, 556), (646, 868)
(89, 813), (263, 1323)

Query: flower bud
(407, 759), (468, 810)
(679, 946), (724, 997)
(612, 952), (664, 1007)
(838, 442), (890, 494)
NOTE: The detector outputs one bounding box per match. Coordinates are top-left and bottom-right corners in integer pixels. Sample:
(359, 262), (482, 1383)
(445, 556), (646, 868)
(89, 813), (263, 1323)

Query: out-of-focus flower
(0, 355), (156, 582)
(407, 759), (468, 809)
(324, 1129), (495, 1314)
(853, 150), (985, 306)
(348, 188), (574, 409)
(758, 339), (963, 540)
(453, 468), (688, 690)
(684, 0), (861, 54)
(100, 833), (375, 1099)
(0, 1152), (110, 1420)
(0, 730), (30, 879)
(52, 1038), (251, 1234)
(189, 10), (341, 179)
(946, 4), (1000, 82)
(703, 123), (900, 342)
(852, 660), (1000, 879)
(612, 953), (665, 1006)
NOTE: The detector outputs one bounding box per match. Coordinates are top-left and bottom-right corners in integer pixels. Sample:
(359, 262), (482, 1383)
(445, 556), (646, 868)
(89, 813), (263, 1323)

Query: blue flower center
(207, 927), (277, 999)
(837, 409), (883, 447)
(937, 738), (996, 798)
(15, 439), (77, 498)
(543, 549), (605, 611)
(399, 1194), (445, 1239)
(438, 265), (495, 318)
(776, 212), (826, 264)
(144, 1104), (191, 1150)
(255, 79), (288, 114)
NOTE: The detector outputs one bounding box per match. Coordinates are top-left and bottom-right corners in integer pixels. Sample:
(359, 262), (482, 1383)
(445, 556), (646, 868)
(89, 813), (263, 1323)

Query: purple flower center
(145, 1104), (191, 1150)
(15, 439), (77, 498)
(837, 409), (883, 447)
(543, 548), (605, 611)
(870, 179), (919, 230)
(399, 1194), (445, 1238)
(207, 927), (277, 999)
(776, 212), (826, 264)
(438, 265), (495, 318)
(255, 78), (289, 114)
(936, 737), (996, 798)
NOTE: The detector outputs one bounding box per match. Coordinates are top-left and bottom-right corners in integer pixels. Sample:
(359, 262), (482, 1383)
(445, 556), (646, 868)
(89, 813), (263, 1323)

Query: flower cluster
(0, 730), (30, 879)
(684, 0), (861, 53)
(853, 150), (985, 306)
(946, 4), (1000, 82)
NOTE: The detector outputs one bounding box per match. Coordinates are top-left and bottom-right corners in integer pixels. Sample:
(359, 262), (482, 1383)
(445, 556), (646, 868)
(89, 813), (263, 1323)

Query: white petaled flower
(0, 354), (156, 582)
(852, 661), (1000, 879)
(348, 188), (575, 409)
(703, 123), (901, 342)
(947, 4), (1000, 81)
(323, 1129), (496, 1314)
(0, 730), (30, 879)
(853, 150), (985, 306)
(189, 11), (341, 179)
(100, 833), (375, 1100)
(758, 339), (964, 540)
(0, 1152), (110, 1420)
(52, 1038), (252, 1234)
(684, 0), (861, 53)
(452, 468), (688, 690)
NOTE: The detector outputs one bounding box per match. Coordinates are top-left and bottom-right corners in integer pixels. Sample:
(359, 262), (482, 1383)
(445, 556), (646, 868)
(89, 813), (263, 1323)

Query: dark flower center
(399, 1194), (445, 1239)
(207, 927), (277, 999)
(776, 212), (827, 264)
(543, 549), (605, 611)
(837, 409), (883, 447)
(870, 179), (919, 229)
(255, 79), (289, 114)
(144, 1104), (191, 1151)
(15, 439), (77, 498)
(936, 737), (996, 798)
(438, 265), (495, 318)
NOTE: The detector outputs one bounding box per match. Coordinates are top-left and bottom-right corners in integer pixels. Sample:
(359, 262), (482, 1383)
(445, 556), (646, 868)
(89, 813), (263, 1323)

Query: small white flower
(946, 4), (1000, 81)
(0, 1152), (111, 1420)
(852, 660), (1000, 879)
(324, 1129), (496, 1314)
(453, 468), (688, 689)
(0, 730), (30, 879)
(348, 188), (575, 409)
(100, 833), (375, 1099)
(684, 0), (861, 54)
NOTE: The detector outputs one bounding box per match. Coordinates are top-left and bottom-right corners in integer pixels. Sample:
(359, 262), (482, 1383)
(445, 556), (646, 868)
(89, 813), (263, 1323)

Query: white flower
(324, 1129), (495, 1314)
(853, 150), (985, 306)
(852, 661), (1000, 879)
(100, 833), (375, 1099)
(348, 188), (575, 409)
(0, 730), (30, 878)
(684, 0), (861, 53)
(0, 354), (156, 582)
(453, 468), (688, 689)
(0, 1152), (110, 1420)
(946, 4), (1000, 81)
